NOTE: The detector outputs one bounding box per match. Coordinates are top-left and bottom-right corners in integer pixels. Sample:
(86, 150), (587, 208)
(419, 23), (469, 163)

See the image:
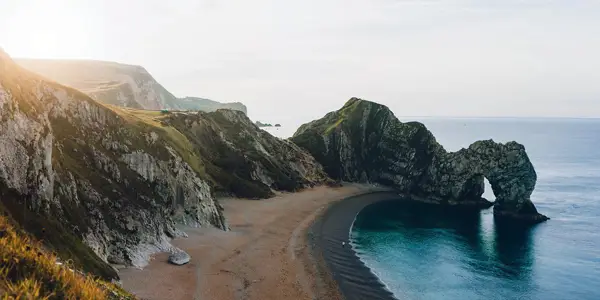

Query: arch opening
(458, 174), (495, 206)
(483, 176), (495, 202)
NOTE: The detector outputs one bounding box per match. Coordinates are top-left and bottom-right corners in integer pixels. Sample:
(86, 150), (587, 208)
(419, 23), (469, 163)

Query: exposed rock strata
(0, 52), (227, 280)
(0, 50), (327, 281)
(292, 98), (548, 223)
(163, 109), (329, 198)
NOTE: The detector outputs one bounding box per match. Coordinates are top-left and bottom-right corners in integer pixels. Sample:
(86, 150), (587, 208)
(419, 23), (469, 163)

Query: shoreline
(119, 184), (382, 300)
(310, 191), (400, 300)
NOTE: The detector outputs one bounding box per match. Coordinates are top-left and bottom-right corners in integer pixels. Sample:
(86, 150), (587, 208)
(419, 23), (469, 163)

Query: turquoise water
(351, 118), (600, 300)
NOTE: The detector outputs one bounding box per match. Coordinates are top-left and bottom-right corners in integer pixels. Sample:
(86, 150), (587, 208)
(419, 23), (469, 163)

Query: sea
(265, 118), (600, 300)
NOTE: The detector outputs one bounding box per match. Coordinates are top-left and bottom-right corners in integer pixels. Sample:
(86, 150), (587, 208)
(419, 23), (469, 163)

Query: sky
(1, 0), (600, 125)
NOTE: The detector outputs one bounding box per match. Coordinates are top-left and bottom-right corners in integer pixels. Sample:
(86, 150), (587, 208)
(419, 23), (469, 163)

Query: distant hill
(255, 121), (281, 127)
(179, 96), (247, 113)
(16, 58), (247, 114)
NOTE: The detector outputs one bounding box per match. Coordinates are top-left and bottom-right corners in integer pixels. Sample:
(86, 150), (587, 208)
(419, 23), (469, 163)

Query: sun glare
(3, 0), (95, 59)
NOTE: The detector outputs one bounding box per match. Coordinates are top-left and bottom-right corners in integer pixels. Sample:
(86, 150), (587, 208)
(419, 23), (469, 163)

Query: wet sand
(311, 192), (400, 300)
(120, 184), (382, 300)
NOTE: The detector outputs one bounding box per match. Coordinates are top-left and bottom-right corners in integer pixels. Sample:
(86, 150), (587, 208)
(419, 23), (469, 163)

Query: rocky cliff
(16, 59), (247, 113)
(163, 109), (328, 199)
(292, 98), (548, 223)
(0, 50), (326, 281)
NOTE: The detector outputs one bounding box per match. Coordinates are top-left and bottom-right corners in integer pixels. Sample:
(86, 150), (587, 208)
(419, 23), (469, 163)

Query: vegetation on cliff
(178, 97), (247, 114)
(0, 214), (134, 299)
(1, 48), (329, 284)
(292, 97), (548, 222)
(164, 110), (328, 198)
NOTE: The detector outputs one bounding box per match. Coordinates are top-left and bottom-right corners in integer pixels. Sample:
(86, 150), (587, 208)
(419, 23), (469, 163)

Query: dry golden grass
(0, 216), (135, 300)
(104, 104), (166, 127)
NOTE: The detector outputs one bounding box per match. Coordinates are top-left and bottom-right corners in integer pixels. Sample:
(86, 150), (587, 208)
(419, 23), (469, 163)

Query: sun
(2, 0), (95, 59)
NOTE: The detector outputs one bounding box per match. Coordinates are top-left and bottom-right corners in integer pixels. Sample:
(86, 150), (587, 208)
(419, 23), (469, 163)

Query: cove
(351, 199), (597, 300)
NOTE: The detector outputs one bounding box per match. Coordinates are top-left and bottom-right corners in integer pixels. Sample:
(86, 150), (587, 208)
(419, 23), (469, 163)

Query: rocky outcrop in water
(292, 98), (548, 223)
(15, 59), (247, 114)
(0, 50), (327, 281)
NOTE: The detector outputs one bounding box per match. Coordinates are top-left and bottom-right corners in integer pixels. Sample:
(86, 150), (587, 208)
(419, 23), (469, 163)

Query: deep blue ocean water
(351, 118), (600, 300)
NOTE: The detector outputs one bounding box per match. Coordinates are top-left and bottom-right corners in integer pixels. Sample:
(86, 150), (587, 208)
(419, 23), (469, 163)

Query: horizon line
(394, 115), (600, 120)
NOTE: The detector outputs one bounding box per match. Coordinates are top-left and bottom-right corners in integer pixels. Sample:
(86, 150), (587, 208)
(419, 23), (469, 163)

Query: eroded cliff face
(292, 98), (548, 223)
(420, 140), (545, 221)
(1, 50), (329, 281)
(1, 51), (227, 279)
(15, 58), (247, 113)
(163, 109), (329, 198)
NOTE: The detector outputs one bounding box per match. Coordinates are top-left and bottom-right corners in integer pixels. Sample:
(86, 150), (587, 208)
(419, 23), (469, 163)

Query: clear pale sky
(1, 0), (599, 124)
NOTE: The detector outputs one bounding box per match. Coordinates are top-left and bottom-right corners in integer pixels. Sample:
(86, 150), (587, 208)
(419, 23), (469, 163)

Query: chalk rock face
(16, 58), (247, 113)
(168, 250), (191, 265)
(292, 98), (548, 223)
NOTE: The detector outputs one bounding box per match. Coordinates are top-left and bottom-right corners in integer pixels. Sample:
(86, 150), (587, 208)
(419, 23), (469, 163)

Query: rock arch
(292, 98), (548, 223)
(423, 140), (547, 222)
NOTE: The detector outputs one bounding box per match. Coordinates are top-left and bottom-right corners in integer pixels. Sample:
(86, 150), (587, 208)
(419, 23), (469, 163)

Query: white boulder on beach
(168, 250), (191, 265)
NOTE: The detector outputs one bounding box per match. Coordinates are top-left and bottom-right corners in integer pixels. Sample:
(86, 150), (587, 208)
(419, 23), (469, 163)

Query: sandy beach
(119, 184), (381, 300)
